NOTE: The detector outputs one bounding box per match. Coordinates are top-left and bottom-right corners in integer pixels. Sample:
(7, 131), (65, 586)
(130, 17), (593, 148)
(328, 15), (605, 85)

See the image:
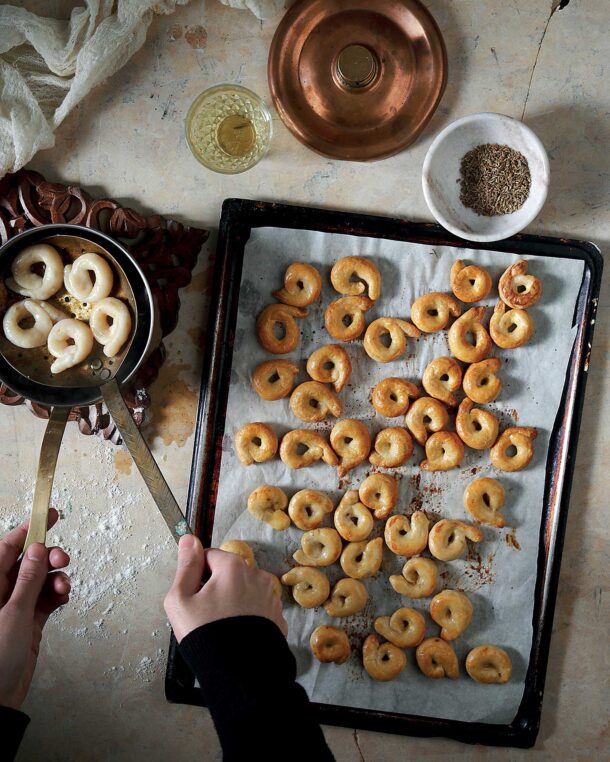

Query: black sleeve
(0, 706), (30, 760)
(178, 615), (335, 762)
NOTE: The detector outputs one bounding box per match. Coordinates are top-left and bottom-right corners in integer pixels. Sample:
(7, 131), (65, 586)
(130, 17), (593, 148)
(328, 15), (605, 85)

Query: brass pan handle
(23, 406), (70, 553)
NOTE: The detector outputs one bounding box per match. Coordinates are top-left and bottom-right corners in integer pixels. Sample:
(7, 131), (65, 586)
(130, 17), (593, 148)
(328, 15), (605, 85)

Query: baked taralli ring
(405, 397), (449, 446)
(369, 427), (414, 468)
(428, 519), (484, 561)
(498, 260), (542, 309)
(463, 357), (503, 404)
(421, 432), (465, 471)
(235, 422), (278, 465)
(330, 256), (381, 300)
(371, 378), (420, 417)
(288, 489), (334, 530)
(247, 485), (290, 530)
(310, 625), (351, 664)
(334, 491), (374, 541)
(466, 645), (513, 684)
(359, 473), (398, 520)
(416, 638), (459, 679)
(324, 577), (368, 617)
(389, 557), (438, 599)
(384, 511), (429, 556)
(422, 357), (463, 407)
(430, 590), (474, 640)
(272, 262), (322, 307)
(464, 477), (506, 527)
(281, 566), (330, 608)
(279, 429), (338, 469)
(410, 292), (461, 333)
(251, 359), (299, 400)
(256, 304), (308, 354)
(219, 539), (256, 568)
(374, 607), (426, 648)
(330, 419), (371, 477)
(340, 538), (383, 579)
(363, 317), (420, 363)
(362, 634), (407, 682)
(325, 296), (374, 341)
(450, 259), (492, 303)
(289, 381), (342, 423)
(490, 300), (535, 349)
(456, 398), (499, 450)
(306, 344), (352, 392)
(448, 307), (492, 364)
(293, 528), (343, 567)
(491, 426), (537, 471)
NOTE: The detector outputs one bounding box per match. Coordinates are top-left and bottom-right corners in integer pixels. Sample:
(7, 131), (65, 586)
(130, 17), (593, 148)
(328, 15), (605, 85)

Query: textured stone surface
(1, 1), (607, 760)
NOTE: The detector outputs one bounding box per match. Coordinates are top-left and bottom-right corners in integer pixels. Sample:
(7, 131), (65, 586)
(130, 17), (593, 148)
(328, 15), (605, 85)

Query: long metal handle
(102, 379), (190, 543)
(24, 407), (70, 553)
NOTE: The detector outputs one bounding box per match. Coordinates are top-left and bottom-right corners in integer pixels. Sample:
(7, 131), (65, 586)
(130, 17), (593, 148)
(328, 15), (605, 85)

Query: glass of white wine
(185, 84), (273, 174)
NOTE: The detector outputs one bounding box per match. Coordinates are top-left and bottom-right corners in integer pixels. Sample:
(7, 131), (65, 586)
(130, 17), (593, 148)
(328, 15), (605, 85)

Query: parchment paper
(211, 226), (585, 724)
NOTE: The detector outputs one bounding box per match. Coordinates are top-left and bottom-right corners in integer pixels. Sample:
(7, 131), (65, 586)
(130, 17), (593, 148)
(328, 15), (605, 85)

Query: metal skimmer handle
(102, 379), (190, 543)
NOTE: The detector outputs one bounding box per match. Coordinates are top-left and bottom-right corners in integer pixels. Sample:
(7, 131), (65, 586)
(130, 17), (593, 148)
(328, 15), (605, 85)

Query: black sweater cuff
(179, 616), (334, 762)
(0, 705), (30, 761)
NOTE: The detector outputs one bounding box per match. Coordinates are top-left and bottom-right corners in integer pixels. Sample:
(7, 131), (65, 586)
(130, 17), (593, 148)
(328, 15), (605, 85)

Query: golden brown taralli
(235, 422), (278, 465)
(289, 381), (342, 423)
(306, 344), (352, 392)
(405, 396), (449, 446)
(325, 295), (373, 341)
(310, 625), (351, 664)
(359, 473), (398, 519)
(498, 260), (542, 309)
(279, 429), (338, 469)
(456, 398), (500, 450)
(371, 378), (420, 417)
(448, 306), (492, 363)
(330, 256), (381, 300)
(363, 317), (420, 363)
(463, 477), (506, 527)
(491, 426), (537, 471)
(410, 291), (461, 332)
(251, 359), (299, 401)
(256, 303), (308, 354)
(369, 427), (414, 468)
(330, 419), (371, 477)
(421, 431), (465, 471)
(450, 259), (492, 303)
(490, 300), (535, 349)
(422, 356), (463, 407)
(463, 357), (503, 404)
(272, 262), (322, 307)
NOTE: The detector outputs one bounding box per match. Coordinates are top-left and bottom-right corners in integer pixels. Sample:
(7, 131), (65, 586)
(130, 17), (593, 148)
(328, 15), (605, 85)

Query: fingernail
(27, 543), (44, 561)
(179, 535), (194, 550)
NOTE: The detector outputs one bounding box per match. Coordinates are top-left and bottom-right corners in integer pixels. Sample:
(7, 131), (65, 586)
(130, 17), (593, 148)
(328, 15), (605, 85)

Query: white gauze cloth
(0, 0), (189, 178)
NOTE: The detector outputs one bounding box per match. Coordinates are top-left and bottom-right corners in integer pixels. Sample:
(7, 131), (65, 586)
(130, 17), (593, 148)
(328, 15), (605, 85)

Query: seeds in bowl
(459, 143), (531, 216)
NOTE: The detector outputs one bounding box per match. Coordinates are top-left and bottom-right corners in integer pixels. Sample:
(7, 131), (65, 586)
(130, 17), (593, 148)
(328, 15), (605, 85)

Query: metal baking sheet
(165, 199), (602, 748)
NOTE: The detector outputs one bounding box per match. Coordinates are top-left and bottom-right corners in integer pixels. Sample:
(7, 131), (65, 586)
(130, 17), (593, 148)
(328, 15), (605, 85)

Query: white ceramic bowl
(422, 113), (549, 242)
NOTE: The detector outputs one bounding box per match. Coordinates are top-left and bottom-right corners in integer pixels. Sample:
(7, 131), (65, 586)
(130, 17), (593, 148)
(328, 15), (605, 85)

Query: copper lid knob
(335, 44), (378, 89)
(268, 0), (447, 162)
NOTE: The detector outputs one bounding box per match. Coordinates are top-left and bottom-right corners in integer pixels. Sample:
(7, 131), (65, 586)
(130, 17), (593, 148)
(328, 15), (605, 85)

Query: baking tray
(165, 199), (602, 748)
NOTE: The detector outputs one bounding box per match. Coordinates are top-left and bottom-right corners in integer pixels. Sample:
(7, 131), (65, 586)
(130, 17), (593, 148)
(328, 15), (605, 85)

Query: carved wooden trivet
(0, 170), (209, 443)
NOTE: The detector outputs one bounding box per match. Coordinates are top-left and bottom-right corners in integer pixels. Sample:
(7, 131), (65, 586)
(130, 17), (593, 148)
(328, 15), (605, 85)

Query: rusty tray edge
(165, 198), (603, 749)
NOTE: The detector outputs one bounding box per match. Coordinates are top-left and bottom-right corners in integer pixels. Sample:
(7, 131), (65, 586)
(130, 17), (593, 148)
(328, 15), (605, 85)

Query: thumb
(10, 543), (49, 615)
(171, 535), (205, 597)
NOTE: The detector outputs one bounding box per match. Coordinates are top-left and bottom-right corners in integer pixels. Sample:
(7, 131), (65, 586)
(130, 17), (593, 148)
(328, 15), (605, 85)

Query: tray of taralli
(165, 199), (602, 748)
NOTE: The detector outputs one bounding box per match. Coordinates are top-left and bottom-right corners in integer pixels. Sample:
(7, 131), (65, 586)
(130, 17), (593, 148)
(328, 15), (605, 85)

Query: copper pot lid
(268, 0), (447, 161)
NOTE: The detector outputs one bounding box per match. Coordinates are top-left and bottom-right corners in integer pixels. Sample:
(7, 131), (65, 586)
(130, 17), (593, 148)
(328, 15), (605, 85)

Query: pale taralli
(90, 297), (132, 357)
(64, 252), (113, 303)
(6, 244), (64, 300)
(47, 318), (94, 374)
(2, 299), (54, 348)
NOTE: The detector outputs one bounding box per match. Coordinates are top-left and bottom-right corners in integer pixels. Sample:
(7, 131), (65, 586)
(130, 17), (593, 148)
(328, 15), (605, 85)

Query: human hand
(0, 508), (71, 711)
(164, 535), (287, 642)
